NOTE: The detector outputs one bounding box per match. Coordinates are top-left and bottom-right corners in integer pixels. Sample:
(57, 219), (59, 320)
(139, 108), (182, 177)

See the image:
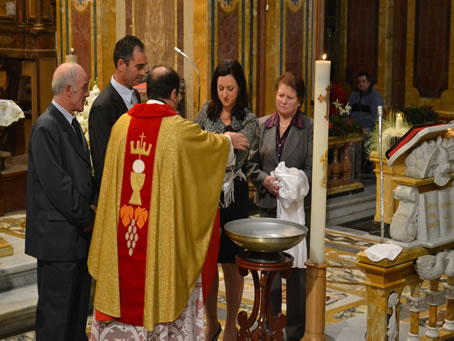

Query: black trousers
(36, 259), (91, 341)
(259, 206), (310, 341)
(271, 268), (307, 341)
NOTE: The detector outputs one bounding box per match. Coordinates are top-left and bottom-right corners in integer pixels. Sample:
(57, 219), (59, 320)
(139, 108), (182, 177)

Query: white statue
(444, 250), (454, 277)
(405, 136), (453, 185)
(415, 250), (448, 281)
(390, 186), (418, 242)
(434, 137), (450, 186)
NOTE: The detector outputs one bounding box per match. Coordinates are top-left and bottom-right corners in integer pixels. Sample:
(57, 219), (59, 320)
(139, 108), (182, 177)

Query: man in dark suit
(26, 63), (97, 341)
(89, 35), (147, 190)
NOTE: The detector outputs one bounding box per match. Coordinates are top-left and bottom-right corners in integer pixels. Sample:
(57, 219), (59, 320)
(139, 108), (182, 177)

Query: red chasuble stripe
(201, 209), (220, 303)
(116, 103), (176, 326)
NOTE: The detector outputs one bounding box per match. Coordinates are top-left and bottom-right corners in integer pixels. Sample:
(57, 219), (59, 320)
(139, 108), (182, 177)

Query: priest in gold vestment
(87, 66), (249, 340)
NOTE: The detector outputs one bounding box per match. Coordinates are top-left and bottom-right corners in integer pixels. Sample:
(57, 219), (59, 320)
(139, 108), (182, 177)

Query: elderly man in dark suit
(89, 35), (147, 190)
(26, 63), (97, 341)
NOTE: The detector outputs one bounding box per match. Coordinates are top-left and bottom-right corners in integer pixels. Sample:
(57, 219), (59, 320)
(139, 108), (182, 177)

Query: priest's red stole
(116, 104), (176, 326)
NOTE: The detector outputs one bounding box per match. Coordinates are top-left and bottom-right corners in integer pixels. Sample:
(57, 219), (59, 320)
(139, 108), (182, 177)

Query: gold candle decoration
(309, 54), (331, 264)
(65, 48), (78, 64)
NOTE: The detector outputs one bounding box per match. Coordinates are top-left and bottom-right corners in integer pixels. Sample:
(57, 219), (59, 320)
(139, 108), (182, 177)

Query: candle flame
(322, 53), (327, 60)
(396, 112), (402, 119)
(70, 48), (74, 54)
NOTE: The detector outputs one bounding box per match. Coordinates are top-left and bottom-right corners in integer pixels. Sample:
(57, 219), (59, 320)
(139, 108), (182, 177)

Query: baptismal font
(225, 218), (307, 340)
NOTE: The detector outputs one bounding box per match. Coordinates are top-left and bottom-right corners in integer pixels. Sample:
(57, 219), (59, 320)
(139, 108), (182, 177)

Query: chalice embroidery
(130, 132), (151, 205)
(122, 132), (152, 256)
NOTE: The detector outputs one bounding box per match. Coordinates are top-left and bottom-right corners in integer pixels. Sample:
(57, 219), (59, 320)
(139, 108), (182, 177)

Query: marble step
(326, 190), (376, 224)
(0, 234), (36, 292)
(0, 258), (36, 293)
(0, 283), (37, 338)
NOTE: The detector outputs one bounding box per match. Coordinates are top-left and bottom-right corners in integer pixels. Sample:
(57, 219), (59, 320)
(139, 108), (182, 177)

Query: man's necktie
(72, 118), (83, 145)
(131, 91), (138, 107)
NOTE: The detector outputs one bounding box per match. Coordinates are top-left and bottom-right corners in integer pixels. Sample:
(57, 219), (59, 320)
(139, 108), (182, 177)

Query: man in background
(349, 72), (384, 133)
(88, 66), (248, 340)
(89, 35), (147, 190)
(26, 63), (97, 341)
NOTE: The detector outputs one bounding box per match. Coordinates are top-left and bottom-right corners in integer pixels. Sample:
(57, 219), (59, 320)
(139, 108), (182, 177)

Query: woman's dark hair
(275, 72), (305, 105)
(207, 59), (249, 122)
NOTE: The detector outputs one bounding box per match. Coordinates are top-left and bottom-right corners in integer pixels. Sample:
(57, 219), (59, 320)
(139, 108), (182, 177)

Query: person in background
(348, 71), (384, 133)
(349, 72), (384, 174)
(89, 35), (147, 190)
(88, 66), (249, 340)
(195, 59), (258, 341)
(26, 63), (97, 341)
(247, 72), (312, 341)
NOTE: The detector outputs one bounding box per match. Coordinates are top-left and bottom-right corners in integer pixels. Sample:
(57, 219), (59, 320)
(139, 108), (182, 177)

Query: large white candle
(310, 58), (331, 264)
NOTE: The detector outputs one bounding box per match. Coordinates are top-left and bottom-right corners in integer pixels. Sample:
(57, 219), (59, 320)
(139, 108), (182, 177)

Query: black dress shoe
(211, 323), (222, 341)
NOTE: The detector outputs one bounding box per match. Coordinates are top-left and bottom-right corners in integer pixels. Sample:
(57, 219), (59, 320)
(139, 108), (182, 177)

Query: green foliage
(400, 105), (439, 126)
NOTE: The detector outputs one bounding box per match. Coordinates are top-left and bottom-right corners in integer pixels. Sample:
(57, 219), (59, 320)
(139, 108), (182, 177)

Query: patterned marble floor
(0, 211), (376, 340)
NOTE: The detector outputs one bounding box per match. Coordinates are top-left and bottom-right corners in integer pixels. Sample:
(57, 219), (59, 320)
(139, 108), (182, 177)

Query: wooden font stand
(236, 252), (293, 341)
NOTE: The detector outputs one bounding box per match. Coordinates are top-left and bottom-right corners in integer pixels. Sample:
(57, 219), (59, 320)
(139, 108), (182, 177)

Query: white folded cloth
(365, 244), (403, 262)
(271, 161), (309, 268)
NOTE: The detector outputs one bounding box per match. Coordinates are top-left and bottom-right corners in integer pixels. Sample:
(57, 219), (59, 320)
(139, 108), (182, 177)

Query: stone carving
(406, 295), (425, 313)
(387, 292), (399, 341)
(415, 250), (448, 280)
(406, 295), (424, 340)
(405, 136), (454, 186)
(389, 134), (454, 245)
(445, 250), (454, 277)
(434, 137), (450, 186)
(390, 185), (418, 242)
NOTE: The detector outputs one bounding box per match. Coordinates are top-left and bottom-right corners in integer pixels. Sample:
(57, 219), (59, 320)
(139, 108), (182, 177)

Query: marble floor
(0, 210), (439, 341)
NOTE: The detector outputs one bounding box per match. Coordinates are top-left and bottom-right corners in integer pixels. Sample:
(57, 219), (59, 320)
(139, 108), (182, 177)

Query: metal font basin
(224, 218), (308, 254)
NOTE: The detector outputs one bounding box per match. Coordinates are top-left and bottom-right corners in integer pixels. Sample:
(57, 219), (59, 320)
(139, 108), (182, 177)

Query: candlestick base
(302, 260), (328, 341)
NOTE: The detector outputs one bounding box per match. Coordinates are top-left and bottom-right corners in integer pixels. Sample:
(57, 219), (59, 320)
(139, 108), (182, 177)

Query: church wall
(0, 0), (56, 152)
(325, 0), (454, 116)
(404, 0), (454, 116)
(346, 0), (379, 90)
(56, 0), (316, 119)
(55, 0), (454, 120)
(209, 0), (315, 118)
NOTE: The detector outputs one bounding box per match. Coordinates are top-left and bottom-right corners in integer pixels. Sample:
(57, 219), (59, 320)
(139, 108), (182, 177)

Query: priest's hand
(263, 176), (279, 196)
(82, 204), (97, 232)
(224, 132), (249, 151)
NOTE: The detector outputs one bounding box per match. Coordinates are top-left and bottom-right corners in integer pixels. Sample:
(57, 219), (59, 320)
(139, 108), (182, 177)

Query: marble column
(406, 295), (424, 340)
(33, 0), (45, 30)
